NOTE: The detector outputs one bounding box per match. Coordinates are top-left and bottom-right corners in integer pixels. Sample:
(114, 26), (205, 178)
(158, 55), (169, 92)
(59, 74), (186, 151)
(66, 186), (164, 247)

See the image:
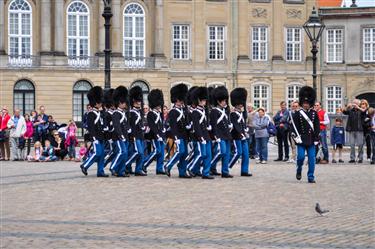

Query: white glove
(314, 141), (319, 145)
(127, 129), (132, 133)
(201, 139), (207, 145)
(216, 138), (221, 143)
(145, 127), (150, 133)
(157, 136), (163, 142)
(186, 123), (192, 130)
(175, 139), (181, 145)
(228, 123), (233, 129)
(207, 125), (212, 131)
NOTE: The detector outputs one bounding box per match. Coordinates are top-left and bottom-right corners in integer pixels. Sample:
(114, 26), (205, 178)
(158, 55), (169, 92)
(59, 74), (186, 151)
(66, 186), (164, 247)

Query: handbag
(267, 121), (276, 137)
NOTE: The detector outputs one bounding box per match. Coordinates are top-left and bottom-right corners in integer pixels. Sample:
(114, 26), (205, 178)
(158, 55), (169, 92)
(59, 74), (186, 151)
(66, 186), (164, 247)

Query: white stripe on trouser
(83, 140), (98, 168)
(228, 141), (238, 167)
(125, 141), (139, 165)
(211, 141), (221, 164)
(187, 142), (201, 171)
(110, 141), (122, 170)
(144, 140), (157, 166)
(165, 142), (180, 169)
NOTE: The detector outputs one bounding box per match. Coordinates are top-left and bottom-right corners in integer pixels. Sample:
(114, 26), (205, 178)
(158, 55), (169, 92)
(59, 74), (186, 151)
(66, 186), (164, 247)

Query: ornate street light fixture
(102, 0), (112, 89)
(303, 7), (325, 93)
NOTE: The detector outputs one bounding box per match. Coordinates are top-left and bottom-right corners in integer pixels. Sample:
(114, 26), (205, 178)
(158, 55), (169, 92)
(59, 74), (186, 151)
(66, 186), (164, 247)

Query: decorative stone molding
(252, 8), (267, 18)
(286, 9), (302, 19)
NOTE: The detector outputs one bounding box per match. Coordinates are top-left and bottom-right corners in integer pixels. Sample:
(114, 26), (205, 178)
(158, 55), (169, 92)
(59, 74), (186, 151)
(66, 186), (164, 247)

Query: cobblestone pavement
(1, 148), (374, 248)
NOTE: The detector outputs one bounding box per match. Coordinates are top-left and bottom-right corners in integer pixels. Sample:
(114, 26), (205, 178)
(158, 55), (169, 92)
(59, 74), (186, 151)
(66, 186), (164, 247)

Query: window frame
(13, 79), (35, 115)
(123, 3), (146, 59)
(252, 83), (271, 112)
(363, 27), (375, 63)
(325, 85), (343, 114)
(285, 27), (302, 62)
(207, 25), (226, 61)
(172, 24), (190, 60)
(286, 84), (302, 108)
(326, 28), (344, 63)
(251, 26), (268, 61)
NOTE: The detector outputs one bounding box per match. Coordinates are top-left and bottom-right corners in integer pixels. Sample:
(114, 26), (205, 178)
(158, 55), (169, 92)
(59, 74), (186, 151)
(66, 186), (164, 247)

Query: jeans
(248, 134), (257, 157)
(144, 139), (165, 173)
(276, 128), (289, 159)
(297, 145), (316, 181)
(316, 130), (329, 161)
(229, 139), (250, 174)
(255, 137), (269, 161)
(164, 138), (188, 176)
(125, 139), (145, 174)
(82, 140), (105, 176)
(110, 140), (128, 176)
(371, 133), (375, 162)
(68, 144), (76, 159)
(211, 139), (231, 175)
(9, 137), (21, 160)
(188, 140), (212, 177)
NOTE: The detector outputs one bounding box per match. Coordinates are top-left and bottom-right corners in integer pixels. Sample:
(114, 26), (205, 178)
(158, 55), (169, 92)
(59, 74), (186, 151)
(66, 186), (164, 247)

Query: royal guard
(290, 86), (320, 183)
(210, 86), (233, 177)
(80, 86), (108, 177)
(109, 86), (130, 177)
(228, 88), (252, 177)
(185, 86), (198, 166)
(102, 88), (115, 168)
(163, 83), (191, 178)
(187, 87), (213, 179)
(125, 86), (147, 176)
(143, 89), (166, 175)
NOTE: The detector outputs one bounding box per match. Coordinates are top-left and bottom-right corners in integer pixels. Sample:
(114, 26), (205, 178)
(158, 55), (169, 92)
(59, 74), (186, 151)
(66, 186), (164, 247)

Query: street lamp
(303, 7), (325, 93)
(102, 0), (112, 89)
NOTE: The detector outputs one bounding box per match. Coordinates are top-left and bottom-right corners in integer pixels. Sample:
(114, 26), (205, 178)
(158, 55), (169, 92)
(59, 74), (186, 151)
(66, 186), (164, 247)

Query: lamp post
(102, 0), (112, 89)
(303, 7), (325, 93)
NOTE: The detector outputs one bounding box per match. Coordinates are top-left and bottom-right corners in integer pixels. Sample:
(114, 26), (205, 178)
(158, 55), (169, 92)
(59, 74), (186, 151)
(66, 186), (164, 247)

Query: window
(326, 86), (342, 114)
(8, 0), (32, 65)
(207, 82), (225, 88)
(13, 79), (35, 115)
(363, 28), (375, 62)
(208, 26), (225, 60)
(326, 29), (343, 63)
(287, 85), (302, 108)
(124, 3), (145, 67)
(252, 84), (270, 111)
(73, 80), (92, 137)
(67, 1), (90, 65)
(172, 25), (189, 60)
(252, 27), (268, 61)
(285, 28), (302, 61)
(131, 81), (150, 104)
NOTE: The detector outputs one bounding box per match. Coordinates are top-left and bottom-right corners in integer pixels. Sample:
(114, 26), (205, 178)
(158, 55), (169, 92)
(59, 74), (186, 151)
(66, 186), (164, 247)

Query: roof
(318, 0), (342, 7)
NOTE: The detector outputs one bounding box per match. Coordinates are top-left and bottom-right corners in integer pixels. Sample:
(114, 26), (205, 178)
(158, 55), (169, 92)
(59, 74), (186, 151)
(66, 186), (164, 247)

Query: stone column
(153, 0), (164, 57)
(111, 0), (122, 56)
(97, 0), (105, 55)
(40, 0), (52, 55)
(272, 0), (283, 61)
(0, 0), (5, 55)
(237, 0), (248, 60)
(54, 0), (65, 55)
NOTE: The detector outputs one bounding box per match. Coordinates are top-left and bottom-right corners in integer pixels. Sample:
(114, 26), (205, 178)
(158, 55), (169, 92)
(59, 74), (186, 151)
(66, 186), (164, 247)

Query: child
(76, 142), (87, 162)
(331, 118), (345, 163)
(27, 141), (42, 162)
(65, 120), (78, 161)
(40, 140), (57, 162)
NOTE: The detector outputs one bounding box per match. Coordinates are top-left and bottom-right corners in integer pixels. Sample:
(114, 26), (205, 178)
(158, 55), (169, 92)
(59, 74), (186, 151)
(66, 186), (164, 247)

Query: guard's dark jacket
(102, 109), (114, 140)
(129, 107), (144, 140)
(210, 106), (232, 140)
(168, 105), (188, 140)
(230, 109), (247, 140)
(87, 108), (104, 141)
(191, 105), (210, 142)
(186, 106), (195, 141)
(112, 108), (130, 141)
(147, 109), (164, 140)
(291, 108), (320, 146)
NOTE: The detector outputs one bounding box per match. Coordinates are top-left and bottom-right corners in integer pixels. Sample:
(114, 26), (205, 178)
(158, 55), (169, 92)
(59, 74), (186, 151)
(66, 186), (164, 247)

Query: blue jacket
(273, 109), (290, 130)
(331, 126), (345, 145)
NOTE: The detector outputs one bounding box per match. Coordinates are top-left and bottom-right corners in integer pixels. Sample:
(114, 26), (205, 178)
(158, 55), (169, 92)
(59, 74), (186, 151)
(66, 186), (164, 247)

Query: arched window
(67, 1), (89, 64)
(286, 84), (302, 108)
(8, 0), (32, 64)
(73, 80), (92, 136)
(207, 82), (225, 88)
(252, 83), (270, 112)
(123, 3), (145, 67)
(14, 79), (35, 115)
(131, 80), (150, 104)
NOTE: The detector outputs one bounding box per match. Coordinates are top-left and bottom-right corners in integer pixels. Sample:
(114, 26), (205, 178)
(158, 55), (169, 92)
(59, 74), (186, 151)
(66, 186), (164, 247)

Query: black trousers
(276, 128), (289, 159)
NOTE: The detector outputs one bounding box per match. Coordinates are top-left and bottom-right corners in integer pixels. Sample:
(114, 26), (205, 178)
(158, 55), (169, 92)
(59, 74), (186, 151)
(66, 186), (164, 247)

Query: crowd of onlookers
(1, 98), (374, 165)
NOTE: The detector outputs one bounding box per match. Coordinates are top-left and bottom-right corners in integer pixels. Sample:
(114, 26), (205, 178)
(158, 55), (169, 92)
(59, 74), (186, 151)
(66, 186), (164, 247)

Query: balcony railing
(8, 55), (40, 67)
(68, 56), (99, 68)
(124, 57), (155, 69)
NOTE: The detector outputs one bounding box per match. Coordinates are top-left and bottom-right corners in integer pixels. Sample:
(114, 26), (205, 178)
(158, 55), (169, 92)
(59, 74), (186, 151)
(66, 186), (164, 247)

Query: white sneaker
(261, 160), (267, 164)
(288, 159), (295, 163)
(256, 159), (261, 164)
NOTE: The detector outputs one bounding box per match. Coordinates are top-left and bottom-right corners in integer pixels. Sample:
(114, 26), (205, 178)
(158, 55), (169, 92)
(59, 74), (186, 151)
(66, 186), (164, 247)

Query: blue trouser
(188, 141), (212, 176)
(82, 140), (105, 176)
(256, 137), (269, 161)
(229, 139), (250, 174)
(110, 140), (128, 175)
(297, 145), (316, 181)
(211, 139), (230, 175)
(316, 130), (329, 160)
(104, 140), (115, 168)
(144, 139), (165, 173)
(125, 139), (144, 174)
(165, 138), (188, 176)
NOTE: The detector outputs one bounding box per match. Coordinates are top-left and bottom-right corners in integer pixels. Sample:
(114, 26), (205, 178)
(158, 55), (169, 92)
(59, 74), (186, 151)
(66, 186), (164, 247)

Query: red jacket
(317, 109), (328, 131)
(0, 114), (10, 131)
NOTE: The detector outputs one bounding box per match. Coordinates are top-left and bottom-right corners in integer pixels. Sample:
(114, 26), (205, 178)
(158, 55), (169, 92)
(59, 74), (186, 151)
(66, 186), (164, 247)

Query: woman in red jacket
(0, 107), (11, 161)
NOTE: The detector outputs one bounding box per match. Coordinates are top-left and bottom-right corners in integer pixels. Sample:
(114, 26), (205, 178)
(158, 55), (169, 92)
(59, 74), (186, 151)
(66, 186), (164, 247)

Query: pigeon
(315, 203), (329, 216)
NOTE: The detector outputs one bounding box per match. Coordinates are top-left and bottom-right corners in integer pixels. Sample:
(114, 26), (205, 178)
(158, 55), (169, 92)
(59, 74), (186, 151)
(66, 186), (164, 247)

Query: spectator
(40, 140), (57, 162)
(30, 110), (38, 142)
(273, 101), (290, 162)
(0, 106), (11, 161)
(288, 101), (300, 163)
(314, 102), (330, 164)
(50, 130), (68, 160)
(34, 114), (48, 146)
(38, 105), (49, 145)
(359, 99), (372, 162)
(65, 120), (78, 161)
(46, 115), (59, 142)
(369, 108), (375, 165)
(331, 118), (345, 163)
(7, 109), (26, 161)
(23, 113), (34, 158)
(82, 104), (92, 145)
(254, 107), (270, 164)
(246, 104), (257, 159)
(76, 142), (88, 162)
(343, 99), (366, 163)
(27, 141), (42, 162)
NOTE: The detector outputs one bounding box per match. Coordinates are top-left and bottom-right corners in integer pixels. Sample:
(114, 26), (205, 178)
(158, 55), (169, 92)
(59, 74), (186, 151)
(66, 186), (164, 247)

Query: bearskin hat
(129, 86), (143, 106)
(113, 86), (128, 108)
(213, 86), (229, 106)
(170, 83), (188, 103)
(230, 88), (247, 107)
(192, 87), (208, 106)
(148, 89), (164, 109)
(186, 86), (198, 106)
(103, 88), (114, 109)
(87, 86), (103, 107)
(299, 86), (316, 107)
(207, 87), (215, 106)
